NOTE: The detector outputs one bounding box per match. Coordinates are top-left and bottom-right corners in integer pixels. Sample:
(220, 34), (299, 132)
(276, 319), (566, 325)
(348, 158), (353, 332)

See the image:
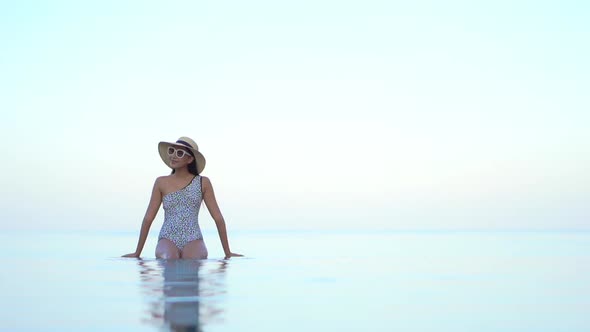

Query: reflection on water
(137, 259), (228, 331)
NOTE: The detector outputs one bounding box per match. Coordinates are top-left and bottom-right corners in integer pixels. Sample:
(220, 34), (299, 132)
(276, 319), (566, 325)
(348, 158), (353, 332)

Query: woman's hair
(170, 150), (199, 175)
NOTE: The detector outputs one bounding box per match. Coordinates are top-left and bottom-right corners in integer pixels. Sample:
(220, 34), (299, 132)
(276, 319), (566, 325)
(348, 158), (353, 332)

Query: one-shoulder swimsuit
(158, 175), (204, 249)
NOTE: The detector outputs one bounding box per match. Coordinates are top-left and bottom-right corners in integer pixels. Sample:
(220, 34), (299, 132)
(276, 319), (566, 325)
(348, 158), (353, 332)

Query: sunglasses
(167, 146), (193, 159)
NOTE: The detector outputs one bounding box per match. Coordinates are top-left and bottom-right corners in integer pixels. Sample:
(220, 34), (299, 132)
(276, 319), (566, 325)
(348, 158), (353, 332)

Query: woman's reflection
(137, 259), (227, 331)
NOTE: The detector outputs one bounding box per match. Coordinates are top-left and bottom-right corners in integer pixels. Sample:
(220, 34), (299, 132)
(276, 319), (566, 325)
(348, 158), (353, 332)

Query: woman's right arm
(122, 178), (163, 258)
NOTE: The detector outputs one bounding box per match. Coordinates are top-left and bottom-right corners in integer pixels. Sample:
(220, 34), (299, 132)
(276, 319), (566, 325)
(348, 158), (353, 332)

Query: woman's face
(168, 146), (194, 169)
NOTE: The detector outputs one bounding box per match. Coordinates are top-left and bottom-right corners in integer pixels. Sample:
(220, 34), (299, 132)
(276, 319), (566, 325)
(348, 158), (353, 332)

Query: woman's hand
(224, 252), (244, 259)
(122, 252), (140, 258)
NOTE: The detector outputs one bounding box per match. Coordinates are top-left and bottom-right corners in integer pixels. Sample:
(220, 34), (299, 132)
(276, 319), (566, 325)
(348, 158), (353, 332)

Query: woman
(122, 136), (242, 259)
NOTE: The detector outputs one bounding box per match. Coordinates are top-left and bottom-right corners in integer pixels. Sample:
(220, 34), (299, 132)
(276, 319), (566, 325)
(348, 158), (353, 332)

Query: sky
(1, 0), (588, 232)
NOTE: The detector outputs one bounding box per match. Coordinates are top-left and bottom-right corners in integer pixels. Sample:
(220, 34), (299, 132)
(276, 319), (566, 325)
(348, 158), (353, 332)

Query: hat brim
(158, 141), (206, 174)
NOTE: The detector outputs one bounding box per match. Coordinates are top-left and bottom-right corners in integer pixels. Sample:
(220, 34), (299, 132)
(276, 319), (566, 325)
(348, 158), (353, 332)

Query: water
(1, 230), (589, 331)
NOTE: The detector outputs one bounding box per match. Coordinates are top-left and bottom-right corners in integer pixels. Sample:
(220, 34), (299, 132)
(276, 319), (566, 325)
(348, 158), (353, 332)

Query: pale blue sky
(1, 0), (588, 232)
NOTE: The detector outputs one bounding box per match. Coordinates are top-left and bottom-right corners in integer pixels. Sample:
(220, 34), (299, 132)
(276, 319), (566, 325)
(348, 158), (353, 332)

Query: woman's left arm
(202, 176), (243, 259)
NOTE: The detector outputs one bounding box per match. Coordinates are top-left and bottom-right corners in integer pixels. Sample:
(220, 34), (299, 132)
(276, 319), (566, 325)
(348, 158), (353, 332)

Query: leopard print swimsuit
(158, 175), (203, 249)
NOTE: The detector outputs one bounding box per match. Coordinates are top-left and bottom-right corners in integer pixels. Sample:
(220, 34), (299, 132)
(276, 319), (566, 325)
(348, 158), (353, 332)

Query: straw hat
(158, 136), (206, 174)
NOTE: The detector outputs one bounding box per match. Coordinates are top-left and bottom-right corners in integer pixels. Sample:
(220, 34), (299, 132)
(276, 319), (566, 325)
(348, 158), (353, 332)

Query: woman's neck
(173, 167), (191, 177)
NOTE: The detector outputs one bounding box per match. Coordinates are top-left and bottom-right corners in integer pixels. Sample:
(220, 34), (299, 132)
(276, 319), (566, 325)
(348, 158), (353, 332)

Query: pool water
(1, 230), (589, 331)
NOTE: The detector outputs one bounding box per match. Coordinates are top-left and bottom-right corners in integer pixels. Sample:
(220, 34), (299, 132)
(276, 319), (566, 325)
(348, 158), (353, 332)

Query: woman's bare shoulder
(200, 176), (212, 189)
(155, 175), (173, 185)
